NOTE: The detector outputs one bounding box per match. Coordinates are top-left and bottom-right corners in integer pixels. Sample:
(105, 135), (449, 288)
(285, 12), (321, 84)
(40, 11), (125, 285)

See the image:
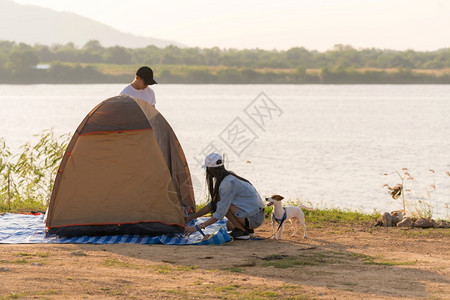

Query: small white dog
(265, 194), (313, 240)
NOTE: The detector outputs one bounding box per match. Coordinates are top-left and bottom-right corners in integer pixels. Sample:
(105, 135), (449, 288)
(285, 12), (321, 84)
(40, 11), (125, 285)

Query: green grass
(242, 291), (283, 299)
(35, 289), (63, 296)
(214, 284), (239, 292)
(15, 252), (33, 257)
(0, 200), (47, 214)
(8, 254), (48, 265)
(194, 201), (382, 225)
(15, 252), (49, 258)
(257, 250), (418, 270)
(1, 130), (69, 213)
(49, 62), (228, 76)
(103, 259), (198, 274)
(261, 198), (382, 223)
(103, 259), (140, 269)
(2, 292), (23, 299)
(261, 253), (332, 269)
(176, 282), (309, 300)
(222, 267), (245, 273)
(400, 228), (450, 238)
(349, 253), (418, 266)
(40, 62), (450, 77)
(11, 259), (29, 264)
(161, 264), (197, 273)
(149, 264), (198, 274)
(304, 208), (381, 224)
(140, 279), (309, 299)
(160, 289), (188, 297)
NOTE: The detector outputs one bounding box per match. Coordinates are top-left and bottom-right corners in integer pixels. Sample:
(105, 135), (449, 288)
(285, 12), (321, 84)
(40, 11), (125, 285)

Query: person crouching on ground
(184, 153), (265, 240)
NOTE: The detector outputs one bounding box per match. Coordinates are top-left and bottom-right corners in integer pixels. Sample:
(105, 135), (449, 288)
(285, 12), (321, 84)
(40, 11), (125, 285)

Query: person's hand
(184, 225), (198, 236)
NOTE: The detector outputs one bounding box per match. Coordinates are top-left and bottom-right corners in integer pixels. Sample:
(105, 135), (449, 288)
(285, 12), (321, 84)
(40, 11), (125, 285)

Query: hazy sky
(12, 0), (450, 51)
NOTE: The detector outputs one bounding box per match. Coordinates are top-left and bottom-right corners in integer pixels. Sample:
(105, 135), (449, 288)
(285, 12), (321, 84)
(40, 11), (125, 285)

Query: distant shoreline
(1, 40), (449, 84)
(1, 64), (450, 85)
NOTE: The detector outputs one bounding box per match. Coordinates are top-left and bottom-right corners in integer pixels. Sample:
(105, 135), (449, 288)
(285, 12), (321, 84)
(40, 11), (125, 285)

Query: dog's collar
(272, 207), (287, 224)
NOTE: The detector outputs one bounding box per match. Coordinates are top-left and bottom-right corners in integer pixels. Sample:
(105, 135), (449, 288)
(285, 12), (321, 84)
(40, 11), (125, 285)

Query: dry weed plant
(384, 168), (438, 219)
(446, 171), (450, 219)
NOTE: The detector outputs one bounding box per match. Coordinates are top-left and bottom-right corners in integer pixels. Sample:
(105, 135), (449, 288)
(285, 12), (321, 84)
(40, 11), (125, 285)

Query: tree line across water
(0, 40), (449, 84)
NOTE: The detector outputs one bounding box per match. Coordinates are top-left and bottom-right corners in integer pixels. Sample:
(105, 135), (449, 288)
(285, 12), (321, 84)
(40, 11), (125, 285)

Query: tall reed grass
(0, 130), (69, 212)
(384, 168), (445, 219)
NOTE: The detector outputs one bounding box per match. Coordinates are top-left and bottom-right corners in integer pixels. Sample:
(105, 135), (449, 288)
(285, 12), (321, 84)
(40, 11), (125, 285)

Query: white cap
(203, 153), (224, 168)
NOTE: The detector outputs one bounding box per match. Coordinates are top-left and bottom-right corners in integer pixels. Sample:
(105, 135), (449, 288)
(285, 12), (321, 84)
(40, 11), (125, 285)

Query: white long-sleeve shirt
(211, 175), (264, 220)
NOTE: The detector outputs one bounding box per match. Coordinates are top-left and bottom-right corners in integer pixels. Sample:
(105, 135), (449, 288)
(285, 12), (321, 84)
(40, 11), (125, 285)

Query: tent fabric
(80, 96), (151, 134)
(0, 214), (231, 245)
(149, 113), (195, 212)
(45, 95), (195, 237)
(134, 97), (194, 212)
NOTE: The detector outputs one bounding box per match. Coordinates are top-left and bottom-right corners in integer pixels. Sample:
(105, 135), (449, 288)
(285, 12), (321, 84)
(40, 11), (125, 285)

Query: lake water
(1, 84), (449, 219)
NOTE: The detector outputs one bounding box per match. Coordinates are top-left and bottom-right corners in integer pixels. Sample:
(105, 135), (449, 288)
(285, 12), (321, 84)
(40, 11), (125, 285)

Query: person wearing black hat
(119, 66), (158, 107)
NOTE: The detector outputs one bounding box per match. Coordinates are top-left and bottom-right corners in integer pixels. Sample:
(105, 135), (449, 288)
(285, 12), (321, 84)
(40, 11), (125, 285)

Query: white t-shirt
(119, 84), (156, 106)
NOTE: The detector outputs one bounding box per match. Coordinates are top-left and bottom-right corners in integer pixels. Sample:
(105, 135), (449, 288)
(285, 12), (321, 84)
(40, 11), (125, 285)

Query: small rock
(432, 220), (439, 228)
(382, 212), (392, 227)
(374, 216), (383, 226)
(70, 250), (87, 256)
(391, 216), (402, 226)
(391, 211), (404, 226)
(434, 220), (450, 228)
(0, 267), (9, 272)
(30, 262), (43, 266)
(413, 218), (433, 228)
(397, 217), (412, 227)
(391, 210), (404, 218)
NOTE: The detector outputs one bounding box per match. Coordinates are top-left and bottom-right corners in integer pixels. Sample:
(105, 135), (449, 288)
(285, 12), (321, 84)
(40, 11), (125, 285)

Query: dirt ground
(1, 220), (449, 299)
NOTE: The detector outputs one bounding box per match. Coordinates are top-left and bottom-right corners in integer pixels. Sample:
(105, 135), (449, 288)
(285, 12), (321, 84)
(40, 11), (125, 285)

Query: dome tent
(45, 95), (195, 237)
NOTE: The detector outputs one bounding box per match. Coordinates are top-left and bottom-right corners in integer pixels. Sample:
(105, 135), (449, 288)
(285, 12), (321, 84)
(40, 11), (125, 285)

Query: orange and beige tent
(45, 95), (195, 237)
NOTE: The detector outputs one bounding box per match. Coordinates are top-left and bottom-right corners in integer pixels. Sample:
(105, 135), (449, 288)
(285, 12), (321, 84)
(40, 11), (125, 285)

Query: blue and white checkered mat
(0, 214), (231, 245)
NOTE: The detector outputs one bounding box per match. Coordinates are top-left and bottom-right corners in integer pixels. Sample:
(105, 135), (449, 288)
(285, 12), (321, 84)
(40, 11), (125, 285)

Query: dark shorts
(244, 208), (265, 229)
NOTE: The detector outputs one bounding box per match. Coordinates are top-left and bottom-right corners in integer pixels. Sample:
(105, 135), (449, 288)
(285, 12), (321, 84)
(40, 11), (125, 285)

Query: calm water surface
(1, 84), (449, 218)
